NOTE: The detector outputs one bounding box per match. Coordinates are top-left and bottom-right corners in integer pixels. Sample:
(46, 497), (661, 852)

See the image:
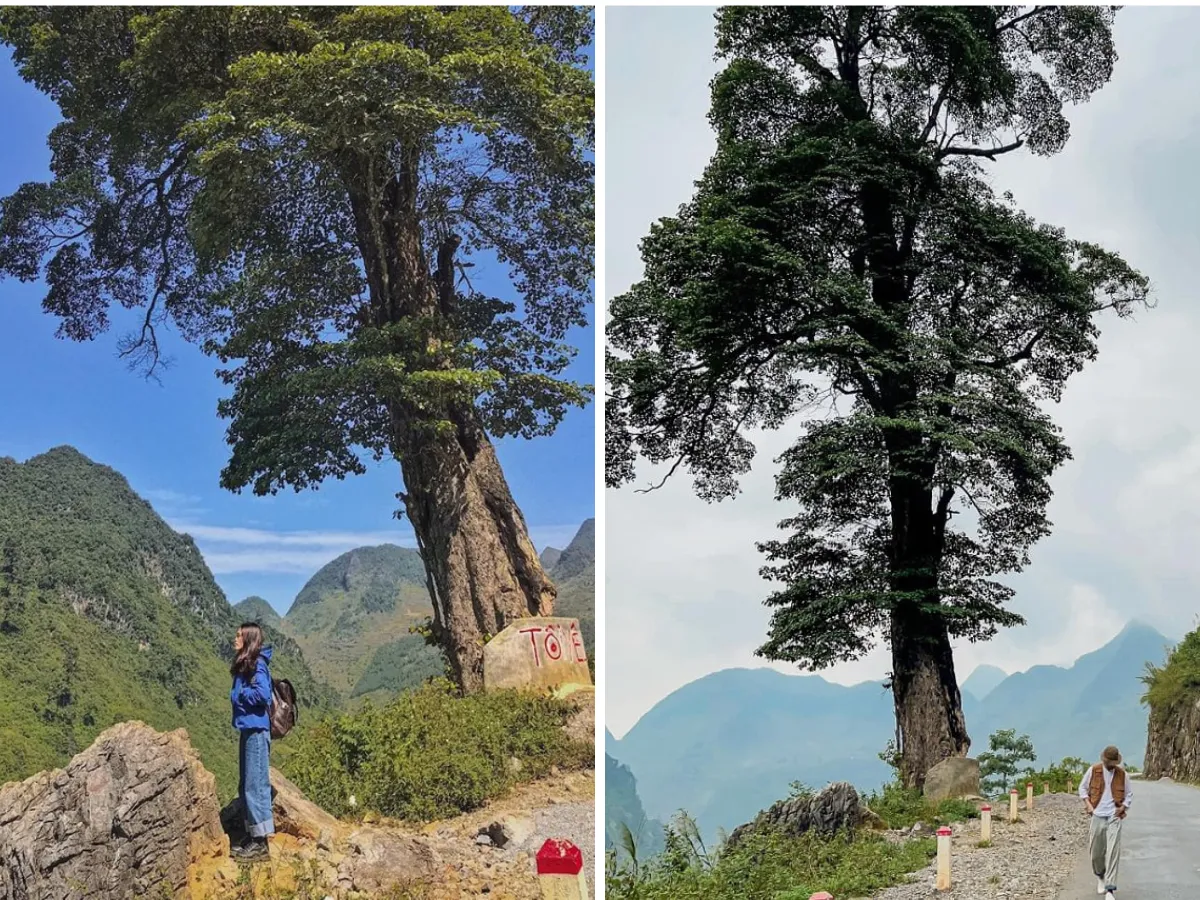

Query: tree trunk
(891, 605), (970, 789)
(886, 457), (970, 789)
(343, 153), (557, 693)
(389, 401), (556, 693)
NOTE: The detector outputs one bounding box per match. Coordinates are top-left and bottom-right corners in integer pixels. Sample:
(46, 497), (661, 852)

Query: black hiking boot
(230, 837), (269, 862)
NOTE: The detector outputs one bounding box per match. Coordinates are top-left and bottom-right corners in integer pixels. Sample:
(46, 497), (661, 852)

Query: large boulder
(727, 782), (868, 848)
(0, 721), (226, 900)
(923, 757), (981, 803)
(483, 616), (592, 694)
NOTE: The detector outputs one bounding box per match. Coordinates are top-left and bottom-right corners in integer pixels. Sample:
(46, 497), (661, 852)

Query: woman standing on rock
(230, 622), (275, 861)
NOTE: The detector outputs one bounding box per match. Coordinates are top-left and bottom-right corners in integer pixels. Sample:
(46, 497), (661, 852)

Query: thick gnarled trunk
(891, 605), (970, 789)
(887, 466), (970, 789)
(393, 402), (556, 692)
(344, 152), (557, 692)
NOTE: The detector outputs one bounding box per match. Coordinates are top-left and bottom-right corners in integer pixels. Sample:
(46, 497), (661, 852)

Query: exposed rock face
(923, 757), (981, 803)
(1144, 693), (1200, 781)
(338, 828), (441, 893)
(0, 721), (225, 900)
(727, 781), (868, 848)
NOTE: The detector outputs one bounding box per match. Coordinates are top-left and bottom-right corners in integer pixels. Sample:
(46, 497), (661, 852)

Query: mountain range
(232, 519), (597, 704)
(607, 621), (1174, 841)
(0, 447), (331, 799)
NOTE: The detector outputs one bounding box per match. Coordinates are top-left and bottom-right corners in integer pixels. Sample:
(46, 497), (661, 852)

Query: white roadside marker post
(1009, 788), (1019, 822)
(1026, 781), (1034, 811)
(936, 826), (952, 890)
(980, 803), (992, 842)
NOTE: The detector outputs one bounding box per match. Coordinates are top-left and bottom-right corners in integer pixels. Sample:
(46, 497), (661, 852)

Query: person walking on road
(1079, 745), (1133, 898)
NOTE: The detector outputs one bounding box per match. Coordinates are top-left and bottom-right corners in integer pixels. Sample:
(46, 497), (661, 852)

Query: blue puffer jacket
(231, 646), (273, 732)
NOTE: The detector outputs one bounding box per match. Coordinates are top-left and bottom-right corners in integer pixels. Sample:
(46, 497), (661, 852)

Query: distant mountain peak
(961, 664), (1007, 702)
(551, 518), (594, 582)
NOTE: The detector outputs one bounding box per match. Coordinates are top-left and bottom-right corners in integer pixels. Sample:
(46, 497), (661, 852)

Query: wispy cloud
(170, 519), (585, 577)
(173, 522), (409, 549)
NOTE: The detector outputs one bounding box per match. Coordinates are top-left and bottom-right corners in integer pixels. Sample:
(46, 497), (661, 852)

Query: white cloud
(171, 519), (584, 577)
(605, 7), (1200, 737)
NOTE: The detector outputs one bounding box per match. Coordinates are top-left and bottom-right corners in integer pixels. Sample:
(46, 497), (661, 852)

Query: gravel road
(870, 792), (1090, 900)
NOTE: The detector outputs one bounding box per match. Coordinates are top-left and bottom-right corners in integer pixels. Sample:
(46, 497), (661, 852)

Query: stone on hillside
(339, 828), (441, 892)
(0, 721), (225, 900)
(563, 686), (595, 746)
(727, 781), (867, 848)
(479, 814), (534, 849)
(923, 757), (981, 803)
(482, 616), (592, 693)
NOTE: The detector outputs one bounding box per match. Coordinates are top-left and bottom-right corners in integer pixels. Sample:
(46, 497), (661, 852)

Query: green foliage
(862, 780), (979, 831)
(0, 447), (333, 800)
(978, 728), (1037, 795)
(606, 811), (935, 900)
(604, 6), (1147, 769)
(282, 680), (590, 821)
(1025, 756), (1088, 795)
(0, 6), (594, 492)
(1142, 627), (1200, 713)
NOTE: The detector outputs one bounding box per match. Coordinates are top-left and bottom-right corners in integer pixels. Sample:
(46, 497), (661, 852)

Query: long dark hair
(231, 622), (264, 679)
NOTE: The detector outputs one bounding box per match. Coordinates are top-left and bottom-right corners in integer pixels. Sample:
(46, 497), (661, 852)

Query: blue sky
(0, 48), (595, 616)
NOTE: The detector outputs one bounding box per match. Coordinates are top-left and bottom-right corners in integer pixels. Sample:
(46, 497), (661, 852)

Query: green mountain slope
(0, 447), (330, 799)
(284, 544), (444, 700)
(233, 595), (283, 630)
(613, 622), (1172, 840)
(292, 520), (596, 702)
(547, 518), (595, 660)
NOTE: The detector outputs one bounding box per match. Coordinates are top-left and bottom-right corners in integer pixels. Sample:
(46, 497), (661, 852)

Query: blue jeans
(238, 729), (274, 838)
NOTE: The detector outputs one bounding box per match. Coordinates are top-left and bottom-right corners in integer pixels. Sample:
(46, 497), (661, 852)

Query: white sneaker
(1096, 879), (1106, 895)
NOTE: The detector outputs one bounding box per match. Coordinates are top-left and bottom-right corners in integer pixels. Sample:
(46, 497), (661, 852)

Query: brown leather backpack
(269, 678), (297, 739)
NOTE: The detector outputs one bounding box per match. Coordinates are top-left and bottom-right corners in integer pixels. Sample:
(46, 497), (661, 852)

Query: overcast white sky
(605, 6), (1200, 738)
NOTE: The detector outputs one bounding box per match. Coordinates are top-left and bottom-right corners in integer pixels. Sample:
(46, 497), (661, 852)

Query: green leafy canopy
(606, 7), (1149, 670)
(0, 6), (594, 495)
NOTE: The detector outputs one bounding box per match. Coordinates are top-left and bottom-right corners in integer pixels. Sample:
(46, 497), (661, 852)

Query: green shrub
(1025, 756), (1088, 793)
(1143, 628), (1200, 711)
(281, 679), (590, 821)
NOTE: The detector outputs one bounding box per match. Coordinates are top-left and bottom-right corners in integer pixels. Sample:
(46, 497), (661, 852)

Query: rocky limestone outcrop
(1144, 692), (1200, 781)
(0, 721), (225, 900)
(726, 781), (881, 849)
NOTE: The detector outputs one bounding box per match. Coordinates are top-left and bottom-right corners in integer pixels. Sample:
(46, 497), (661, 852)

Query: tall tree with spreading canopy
(607, 6), (1148, 786)
(0, 6), (594, 691)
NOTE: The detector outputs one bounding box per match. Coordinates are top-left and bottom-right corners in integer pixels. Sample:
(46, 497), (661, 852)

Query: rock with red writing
(483, 616), (592, 694)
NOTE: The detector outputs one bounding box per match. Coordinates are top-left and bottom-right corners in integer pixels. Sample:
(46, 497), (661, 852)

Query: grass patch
(607, 821), (934, 900)
(281, 679), (590, 821)
(863, 781), (980, 830)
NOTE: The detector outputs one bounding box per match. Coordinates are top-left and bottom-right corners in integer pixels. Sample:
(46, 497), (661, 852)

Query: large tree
(607, 6), (1148, 786)
(0, 6), (594, 691)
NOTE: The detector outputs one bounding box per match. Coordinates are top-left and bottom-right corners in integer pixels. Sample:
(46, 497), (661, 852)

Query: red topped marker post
(936, 826), (952, 890)
(537, 838), (588, 900)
